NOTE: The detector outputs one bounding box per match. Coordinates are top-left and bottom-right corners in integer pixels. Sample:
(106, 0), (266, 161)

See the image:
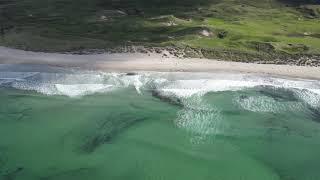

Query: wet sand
(0, 46), (319, 80)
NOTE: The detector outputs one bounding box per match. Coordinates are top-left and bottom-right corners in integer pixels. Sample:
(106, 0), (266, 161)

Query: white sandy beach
(0, 46), (319, 80)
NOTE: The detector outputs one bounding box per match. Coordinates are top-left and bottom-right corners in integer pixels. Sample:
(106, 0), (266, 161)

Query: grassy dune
(0, 0), (320, 62)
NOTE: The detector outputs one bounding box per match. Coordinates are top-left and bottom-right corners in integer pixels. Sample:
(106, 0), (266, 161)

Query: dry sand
(0, 46), (319, 80)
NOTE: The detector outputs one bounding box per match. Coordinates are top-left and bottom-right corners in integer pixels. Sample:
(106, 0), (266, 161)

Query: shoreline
(0, 46), (320, 80)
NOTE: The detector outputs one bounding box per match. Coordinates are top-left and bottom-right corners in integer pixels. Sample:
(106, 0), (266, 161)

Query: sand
(0, 46), (319, 80)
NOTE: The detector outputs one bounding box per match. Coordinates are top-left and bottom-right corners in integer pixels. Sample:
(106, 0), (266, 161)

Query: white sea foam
(309, 89), (320, 95)
(1, 68), (320, 103)
(156, 79), (271, 98)
(158, 88), (203, 98)
(2, 71), (154, 97)
(110, 74), (145, 94)
(235, 95), (303, 113)
(294, 89), (320, 108)
(54, 84), (114, 97)
(11, 82), (114, 97)
(175, 96), (223, 144)
(151, 75), (320, 112)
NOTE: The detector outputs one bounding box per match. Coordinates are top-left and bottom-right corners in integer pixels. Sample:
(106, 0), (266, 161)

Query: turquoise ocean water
(0, 64), (320, 180)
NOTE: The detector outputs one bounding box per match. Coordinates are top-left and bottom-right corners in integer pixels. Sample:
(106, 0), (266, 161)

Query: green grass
(0, 0), (320, 58)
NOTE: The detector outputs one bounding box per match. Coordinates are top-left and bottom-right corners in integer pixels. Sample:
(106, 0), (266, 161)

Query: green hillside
(1, 0), (320, 63)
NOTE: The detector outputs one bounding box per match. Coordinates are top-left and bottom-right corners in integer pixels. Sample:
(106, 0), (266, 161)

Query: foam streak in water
(174, 95), (223, 144)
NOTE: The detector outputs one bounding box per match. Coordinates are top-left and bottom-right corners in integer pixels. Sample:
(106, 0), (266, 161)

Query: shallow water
(1, 65), (320, 180)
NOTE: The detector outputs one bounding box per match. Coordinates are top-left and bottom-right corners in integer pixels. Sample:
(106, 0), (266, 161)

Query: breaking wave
(1, 65), (320, 141)
(1, 66), (319, 99)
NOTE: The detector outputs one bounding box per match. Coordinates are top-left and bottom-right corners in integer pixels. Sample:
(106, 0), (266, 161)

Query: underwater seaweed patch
(80, 114), (147, 153)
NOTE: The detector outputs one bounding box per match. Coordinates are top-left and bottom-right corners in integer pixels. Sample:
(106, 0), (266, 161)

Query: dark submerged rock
(2, 167), (24, 180)
(126, 72), (138, 76)
(152, 90), (183, 107)
(80, 115), (147, 153)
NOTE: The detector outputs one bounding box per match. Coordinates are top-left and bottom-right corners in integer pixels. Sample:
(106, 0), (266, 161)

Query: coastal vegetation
(0, 0), (320, 64)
